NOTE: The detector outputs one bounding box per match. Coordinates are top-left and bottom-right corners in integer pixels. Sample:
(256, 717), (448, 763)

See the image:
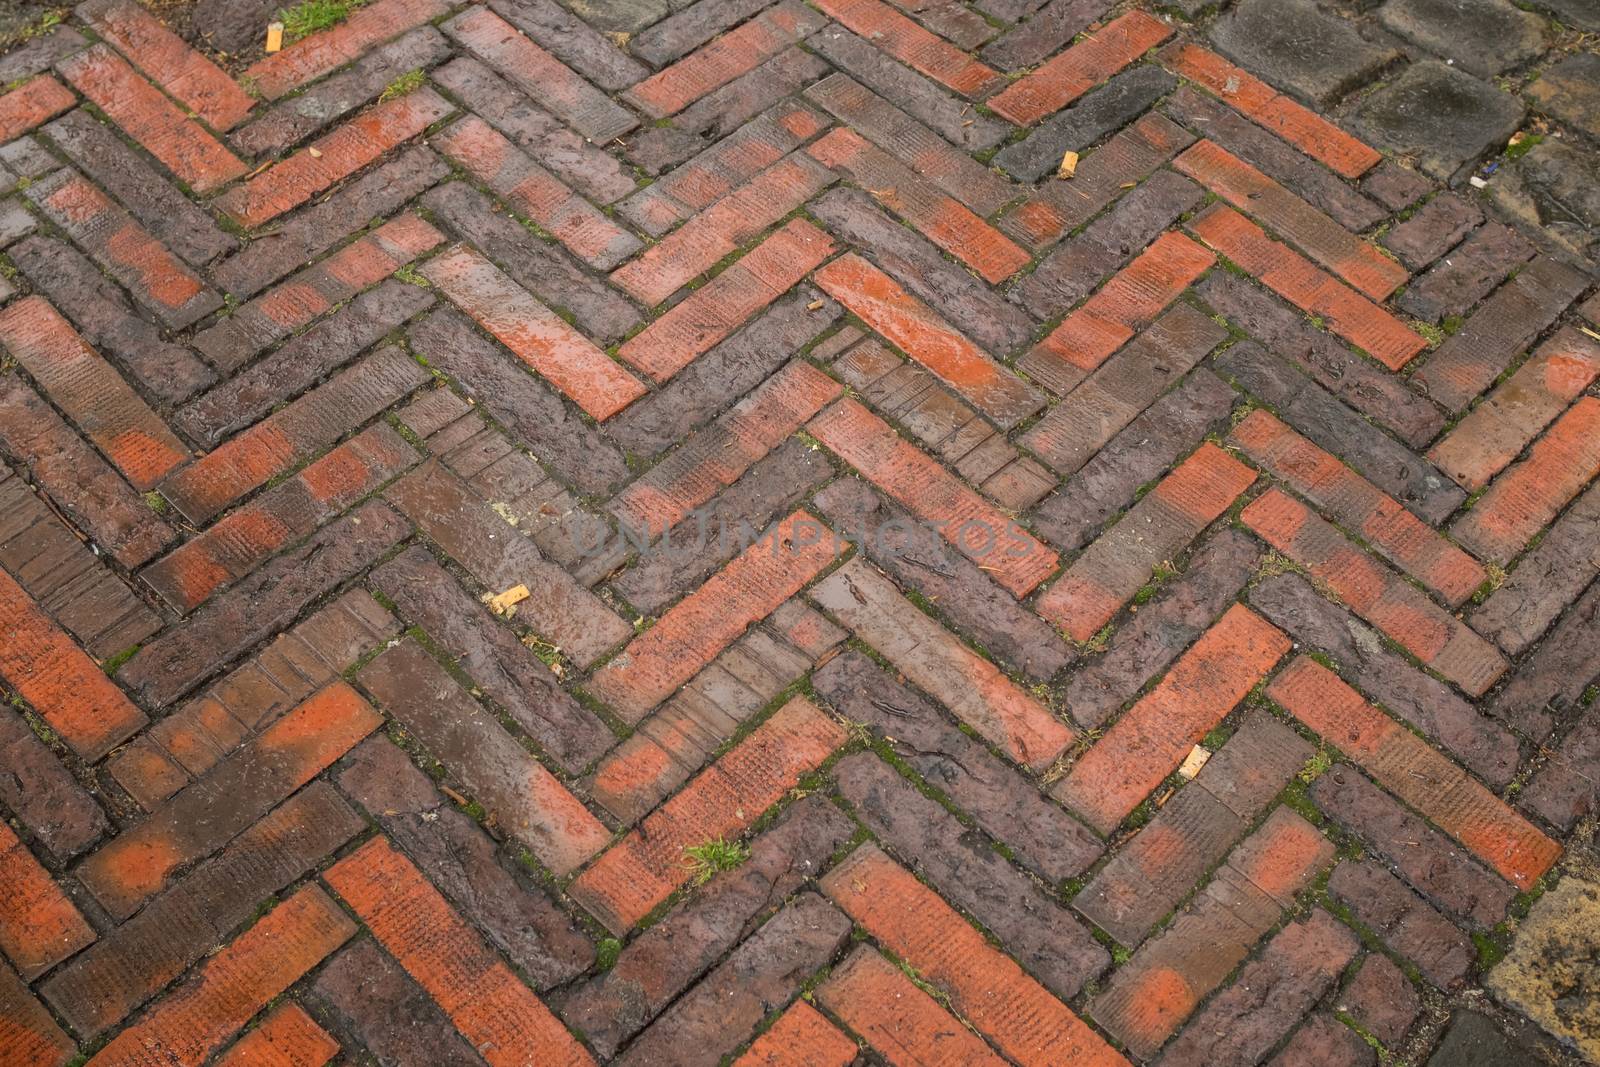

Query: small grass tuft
(277, 0), (366, 41)
(682, 837), (750, 885)
(380, 69), (426, 101)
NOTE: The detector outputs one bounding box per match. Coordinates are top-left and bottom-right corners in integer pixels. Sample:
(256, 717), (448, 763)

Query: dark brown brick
(336, 735), (594, 987)
(372, 545), (614, 771)
(1327, 859), (1474, 989)
(834, 751), (1110, 1000)
(119, 501), (409, 708)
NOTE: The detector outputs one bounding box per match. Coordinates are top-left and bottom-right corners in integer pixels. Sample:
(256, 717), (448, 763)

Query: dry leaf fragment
(807, 299), (825, 310)
(308, 147), (322, 158)
(265, 21), (283, 52)
(489, 584), (530, 615)
(1057, 150), (1079, 179)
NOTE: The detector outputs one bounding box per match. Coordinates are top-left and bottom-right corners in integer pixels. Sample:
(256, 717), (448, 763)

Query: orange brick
(1189, 203), (1425, 370)
(812, 0), (1002, 98)
(809, 128), (1029, 284)
(442, 6), (636, 141)
(808, 398), (1060, 597)
(821, 845), (1129, 1067)
(79, 0), (254, 130)
(1242, 488), (1508, 696)
(1450, 397), (1600, 564)
(625, 1), (825, 117)
(30, 171), (221, 331)
(617, 218), (835, 383)
(0, 964), (73, 1067)
(244, 0), (449, 100)
(1268, 657), (1561, 891)
(1024, 230), (1214, 391)
(816, 947), (1008, 1065)
(158, 346), (428, 525)
(90, 885), (355, 1067)
(213, 89), (452, 228)
(0, 567), (147, 761)
(1054, 604), (1290, 834)
(1088, 809), (1333, 1057)
(1157, 41), (1380, 179)
(1429, 328), (1600, 491)
(324, 836), (593, 1067)
(612, 360), (841, 534)
(1037, 443), (1255, 641)
(57, 44), (245, 194)
(0, 821), (94, 981)
(76, 683), (381, 918)
(1230, 409), (1487, 606)
(0, 296), (188, 490)
(734, 1001), (856, 1066)
(612, 153), (834, 305)
(812, 559), (1074, 771)
(989, 11), (1173, 125)
(0, 75), (74, 143)
(434, 115), (641, 271)
(1177, 140), (1406, 301)
(815, 255), (1042, 428)
(142, 423), (417, 612)
(195, 213), (443, 372)
(587, 511), (844, 721)
(569, 697), (845, 932)
(213, 1002), (338, 1067)
(422, 244), (646, 421)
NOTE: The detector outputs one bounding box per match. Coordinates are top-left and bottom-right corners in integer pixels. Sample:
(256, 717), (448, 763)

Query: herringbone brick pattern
(0, 0), (1596, 1063)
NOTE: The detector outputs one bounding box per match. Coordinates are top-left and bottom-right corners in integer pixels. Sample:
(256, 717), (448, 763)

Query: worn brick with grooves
(1023, 230), (1215, 394)
(77, 0), (254, 131)
(822, 844), (1128, 1067)
(617, 218), (836, 383)
(813, 558), (1075, 771)
(1157, 41), (1380, 178)
(626, 2), (825, 118)
(194, 213), (443, 373)
(323, 836), (594, 1067)
(989, 11), (1172, 126)
(0, 565), (147, 760)
(1038, 442), (1256, 642)
(213, 89), (452, 229)
(1450, 396), (1600, 565)
(1055, 603), (1290, 834)
(244, 0), (449, 100)
(0, 295), (188, 490)
(423, 243), (646, 420)
(89, 886), (355, 1067)
(818, 945), (1009, 1064)
(815, 253), (1042, 426)
(56, 43), (246, 194)
(1188, 203), (1425, 369)
(587, 510), (843, 721)
(809, 398), (1059, 595)
(1269, 657), (1560, 891)
(1243, 488), (1508, 696)
(159, 345), (428, 524)
(27, 170), (223, 331)
(0, 75), (73, 143)
(569, 696), (845, 932)
(1229, 408), (1487, 606)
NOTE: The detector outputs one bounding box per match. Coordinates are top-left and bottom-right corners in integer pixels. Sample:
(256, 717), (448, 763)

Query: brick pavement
(0, 0), (1596, 1063)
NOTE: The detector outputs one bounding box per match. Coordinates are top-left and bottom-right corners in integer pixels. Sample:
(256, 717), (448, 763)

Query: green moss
(595, 937), (622, 971)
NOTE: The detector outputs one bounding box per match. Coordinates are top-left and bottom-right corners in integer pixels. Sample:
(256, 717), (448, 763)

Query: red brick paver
(0, 3), (1593, 1064)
